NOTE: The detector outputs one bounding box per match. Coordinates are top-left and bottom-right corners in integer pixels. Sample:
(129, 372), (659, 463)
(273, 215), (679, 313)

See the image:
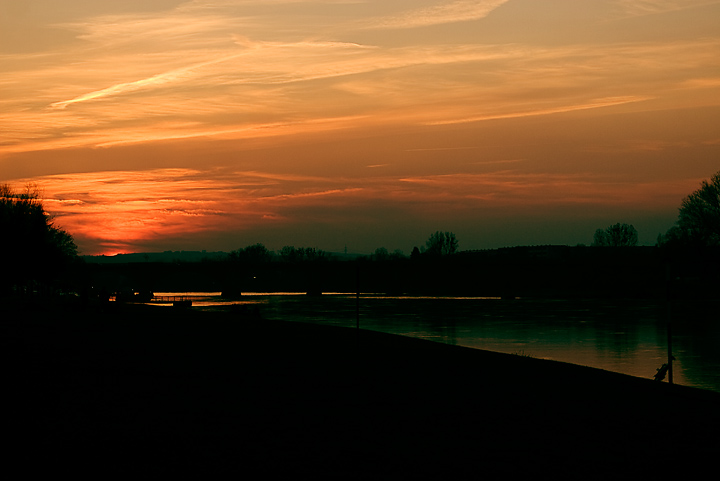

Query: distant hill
(82, 251), (229, 264)
(82, 250), (365, 264)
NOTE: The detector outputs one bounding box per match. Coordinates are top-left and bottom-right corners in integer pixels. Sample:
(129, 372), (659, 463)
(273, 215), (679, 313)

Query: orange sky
(2, 0), (719, 255)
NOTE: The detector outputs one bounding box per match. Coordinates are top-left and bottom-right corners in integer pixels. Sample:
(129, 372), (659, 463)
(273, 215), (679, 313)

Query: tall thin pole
(665, 263), (674, 384)
(356, 263), (360, 330)
(667, 313), (674, 384)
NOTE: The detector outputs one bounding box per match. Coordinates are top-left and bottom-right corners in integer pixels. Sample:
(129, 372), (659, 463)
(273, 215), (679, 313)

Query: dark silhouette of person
(654, 363), (669, 382)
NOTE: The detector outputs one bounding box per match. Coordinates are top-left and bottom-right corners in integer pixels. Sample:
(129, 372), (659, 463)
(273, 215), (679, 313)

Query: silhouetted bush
(0, 184), (77, 294)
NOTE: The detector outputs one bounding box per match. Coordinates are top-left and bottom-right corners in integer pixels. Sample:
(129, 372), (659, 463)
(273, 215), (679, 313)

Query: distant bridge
(149, 295), (194, 303)
(111, 293), (218, 306)
(147, 295), (199, 307)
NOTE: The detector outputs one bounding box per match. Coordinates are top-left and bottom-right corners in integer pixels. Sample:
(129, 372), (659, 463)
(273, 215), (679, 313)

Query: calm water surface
(158, 293), (720, 393)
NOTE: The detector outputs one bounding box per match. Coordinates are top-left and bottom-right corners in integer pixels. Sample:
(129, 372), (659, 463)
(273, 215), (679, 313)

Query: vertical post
(356, 263), (360, 330)
(665, 263), (674, 384)
(667, 315), (673, 384)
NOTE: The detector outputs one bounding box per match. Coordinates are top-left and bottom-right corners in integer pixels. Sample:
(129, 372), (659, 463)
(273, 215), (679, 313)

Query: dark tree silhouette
(372, 247), (390, 261)
(592, 223), (638, 247)
(0, 184), (77, 292)
(229, 243), (273, 263)
(300, 247), (325, 261)
(675, 171), (720, 247)
(425, 231), (459, 256)
(277, 246), (326, 262)
(279, 245), (300, 262)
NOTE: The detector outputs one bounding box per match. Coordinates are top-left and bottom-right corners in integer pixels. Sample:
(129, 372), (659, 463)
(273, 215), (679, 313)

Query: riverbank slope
(4, 302), (718, 478)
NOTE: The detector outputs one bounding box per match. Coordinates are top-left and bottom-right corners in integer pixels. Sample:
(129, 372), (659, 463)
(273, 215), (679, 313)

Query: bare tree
(592, 223), (638, 247)
(425, 231), (459, 256)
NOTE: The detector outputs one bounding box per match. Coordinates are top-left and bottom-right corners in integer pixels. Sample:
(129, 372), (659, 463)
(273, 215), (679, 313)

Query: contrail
(424, 96), (653, 126)
(49, 53), (244, 109)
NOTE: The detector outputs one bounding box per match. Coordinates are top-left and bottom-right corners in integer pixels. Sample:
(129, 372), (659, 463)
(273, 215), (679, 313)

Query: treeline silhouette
(77, 244), (719, 300)
(3, 170), (719, 301)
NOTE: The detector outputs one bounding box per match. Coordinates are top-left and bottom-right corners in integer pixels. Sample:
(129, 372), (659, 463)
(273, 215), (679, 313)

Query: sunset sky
(2, 0), (719, 255)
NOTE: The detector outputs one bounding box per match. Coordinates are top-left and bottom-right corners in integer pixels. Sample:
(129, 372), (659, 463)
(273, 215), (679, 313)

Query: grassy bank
(4, 302), (718, 478)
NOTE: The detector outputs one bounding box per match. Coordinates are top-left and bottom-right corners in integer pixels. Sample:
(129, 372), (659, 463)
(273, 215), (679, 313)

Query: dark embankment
(4, 302), (719, 478)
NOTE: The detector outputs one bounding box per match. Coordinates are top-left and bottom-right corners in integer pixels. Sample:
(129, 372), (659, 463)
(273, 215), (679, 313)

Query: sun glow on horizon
(11, 167), (706, 255)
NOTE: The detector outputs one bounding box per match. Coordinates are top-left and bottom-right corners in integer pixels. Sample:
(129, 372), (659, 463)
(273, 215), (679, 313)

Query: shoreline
(5, 302), (719, 477)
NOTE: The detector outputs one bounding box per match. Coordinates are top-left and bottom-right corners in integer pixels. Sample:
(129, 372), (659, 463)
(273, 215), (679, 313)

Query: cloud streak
(19, 166), (702, 254)
(2, 33), (714, 154)
(49, 53), (246, 109)
(612, 0), (720, 17)
(424, 96), (653, 125)
(0, 0), (716, 156)
(365, 0), (510, 29)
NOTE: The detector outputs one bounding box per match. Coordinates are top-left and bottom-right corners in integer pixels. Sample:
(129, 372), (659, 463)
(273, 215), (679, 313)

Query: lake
(156, 293), (720, 393)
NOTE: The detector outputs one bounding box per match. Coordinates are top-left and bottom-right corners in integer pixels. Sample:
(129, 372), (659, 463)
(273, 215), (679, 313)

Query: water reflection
(158, 293), (720, 393)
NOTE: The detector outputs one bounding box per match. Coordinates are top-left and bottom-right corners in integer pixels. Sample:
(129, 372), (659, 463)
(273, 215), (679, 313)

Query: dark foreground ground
(3, 301), (719, 478)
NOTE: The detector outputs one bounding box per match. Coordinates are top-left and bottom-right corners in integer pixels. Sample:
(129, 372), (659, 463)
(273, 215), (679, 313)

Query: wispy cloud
(405, 146), (479, 152)
(363, 0), (509, 29)
(1, 0), (718, 157)
(424, 96), (653, 125)
(19, 165), (700, 254)
(396, 172), (700, 209)
(49, 53), (246, 109)
(21, 168), (370, 253)
(612, 0), (720, 17)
